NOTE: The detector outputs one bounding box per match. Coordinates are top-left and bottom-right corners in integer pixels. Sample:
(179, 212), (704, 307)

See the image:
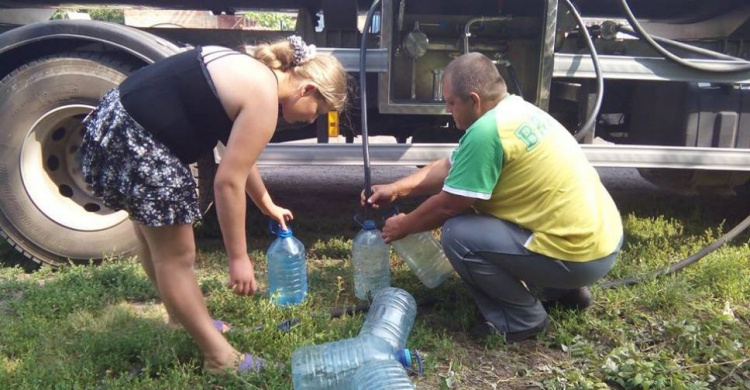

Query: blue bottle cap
(277, 227), (293, 238)
(362, 219), (377, 230)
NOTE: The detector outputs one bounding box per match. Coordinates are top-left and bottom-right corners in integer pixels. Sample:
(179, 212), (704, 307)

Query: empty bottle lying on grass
(291, 334), (420, 389)
(292, 287), (422, 389)
(359, 287), (417, 350)
(353, 358), (416, 390)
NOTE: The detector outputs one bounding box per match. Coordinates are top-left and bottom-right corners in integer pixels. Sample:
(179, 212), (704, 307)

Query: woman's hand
(265, 203), (293, 230)
(227, 254), (257, 296)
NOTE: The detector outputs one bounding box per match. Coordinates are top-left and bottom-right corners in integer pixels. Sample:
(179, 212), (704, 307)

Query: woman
(80, 36), (348, 373)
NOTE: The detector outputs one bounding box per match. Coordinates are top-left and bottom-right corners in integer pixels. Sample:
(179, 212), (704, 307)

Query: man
(362, 52), (623, 343)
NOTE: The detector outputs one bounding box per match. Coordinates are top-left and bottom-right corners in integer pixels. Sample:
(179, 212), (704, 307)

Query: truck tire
(0, 52), (138, 266)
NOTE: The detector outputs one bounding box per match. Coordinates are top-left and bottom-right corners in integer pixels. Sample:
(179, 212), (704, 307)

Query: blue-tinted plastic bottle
(352, 219), (390, 301)
(353, 359), (415, 390)
(392, 231), (454, 288)
(359, 287), (417, 350)
(291, 334), (414, 389)
(267, 223), (307, 306)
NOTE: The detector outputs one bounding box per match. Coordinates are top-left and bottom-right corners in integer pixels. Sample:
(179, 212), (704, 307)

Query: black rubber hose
(600, 213), (750, 289)
(359, 0), (382, 208)
(563, 0), (604, 142)
(616, 0), (750, 73)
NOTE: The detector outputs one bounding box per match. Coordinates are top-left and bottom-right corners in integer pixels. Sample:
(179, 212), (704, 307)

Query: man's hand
(361, 184), (398, 209)
(264, 204), (293, 230)
(228, 254), (257, 296)
(382, 213), (408, 243)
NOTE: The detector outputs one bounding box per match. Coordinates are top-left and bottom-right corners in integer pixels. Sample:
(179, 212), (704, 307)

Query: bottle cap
(269, 220), (293, 237)
(277, 227), (293, 238)
(362, 219), (377, 230)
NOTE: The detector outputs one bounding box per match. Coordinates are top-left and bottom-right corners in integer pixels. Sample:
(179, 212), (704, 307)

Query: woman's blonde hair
(253, 38), (348, 112)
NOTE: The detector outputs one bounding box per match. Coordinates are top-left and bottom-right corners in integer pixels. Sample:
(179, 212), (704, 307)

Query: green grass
(0, 192), (748, 389)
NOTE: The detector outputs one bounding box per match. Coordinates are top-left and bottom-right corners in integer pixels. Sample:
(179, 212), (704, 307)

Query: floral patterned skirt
(80, 89), (202, 226)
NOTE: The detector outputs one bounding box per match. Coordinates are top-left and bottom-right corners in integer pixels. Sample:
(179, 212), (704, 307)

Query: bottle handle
(268, 219), (278, 235)
(353, 211), (371, 229)
(401, 349), (424, 376)
(410, 349), (424, 376)
(354, 205), (398, 228)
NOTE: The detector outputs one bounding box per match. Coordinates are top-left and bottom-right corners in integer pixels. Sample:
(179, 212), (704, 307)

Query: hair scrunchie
(287, 35), (317, 66)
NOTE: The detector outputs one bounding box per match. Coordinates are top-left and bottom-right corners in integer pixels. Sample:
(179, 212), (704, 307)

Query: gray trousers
(441, 214), (621, 334)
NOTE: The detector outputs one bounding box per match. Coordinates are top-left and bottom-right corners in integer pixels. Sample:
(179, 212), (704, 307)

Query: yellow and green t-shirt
(443, 95), (623, 262)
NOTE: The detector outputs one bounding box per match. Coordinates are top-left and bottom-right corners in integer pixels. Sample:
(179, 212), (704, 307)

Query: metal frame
(235, 144), (750, 170)
(537, 0), (557, 111)
(554, 54), (750, 83)
(279, 50), (750, 85)
(376, 0), (557, 114)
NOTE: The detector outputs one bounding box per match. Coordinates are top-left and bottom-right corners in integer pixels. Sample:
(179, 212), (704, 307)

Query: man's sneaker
(542, 287), (594, 311)
(470, 317), (549, 344)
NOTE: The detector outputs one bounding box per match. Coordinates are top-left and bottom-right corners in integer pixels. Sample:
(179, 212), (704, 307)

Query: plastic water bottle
(359, 287), (417, 350)
(353, 359), (415, 390)
(352, 219), (390, 301)
(392, 231), (453, 288)
(291, 334), (415, 389)
(267, 223), (307, 306)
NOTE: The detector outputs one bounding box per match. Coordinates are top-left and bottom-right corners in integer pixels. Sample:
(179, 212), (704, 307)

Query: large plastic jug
(353, 359), (416, 390)
(359, 287), (417, 350)
(291, 334), (415, 389)
(351, 219), (390, 301)
(267, 223), (307, 306)
(392, 231), (453, 288)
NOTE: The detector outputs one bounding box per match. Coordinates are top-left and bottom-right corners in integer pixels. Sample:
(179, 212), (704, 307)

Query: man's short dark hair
(444, 52), (507, 102)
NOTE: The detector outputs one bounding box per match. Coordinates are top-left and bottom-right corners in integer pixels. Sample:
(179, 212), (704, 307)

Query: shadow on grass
(0, 240), (39, 273)
(612, 191), (750, 242)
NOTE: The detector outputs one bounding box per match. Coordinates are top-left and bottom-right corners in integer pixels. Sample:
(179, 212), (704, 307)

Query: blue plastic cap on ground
(363, 219), (377, 230)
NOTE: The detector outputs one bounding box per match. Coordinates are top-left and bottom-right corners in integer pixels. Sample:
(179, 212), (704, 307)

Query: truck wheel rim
(20, 104), (128, 231)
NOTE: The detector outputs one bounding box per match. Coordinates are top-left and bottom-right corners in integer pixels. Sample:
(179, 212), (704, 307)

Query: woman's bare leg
(137, 222), (238, 371)
(133, 225), (182, 328)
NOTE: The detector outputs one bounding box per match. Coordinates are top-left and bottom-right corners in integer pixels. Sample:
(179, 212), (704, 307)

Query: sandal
(211, 318), (232, 334)
(237, 353), (268, 373)
(205, 352), (268, 375)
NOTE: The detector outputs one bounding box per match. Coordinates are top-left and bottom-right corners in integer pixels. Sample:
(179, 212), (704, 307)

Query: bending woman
(80, 36), (348, 373)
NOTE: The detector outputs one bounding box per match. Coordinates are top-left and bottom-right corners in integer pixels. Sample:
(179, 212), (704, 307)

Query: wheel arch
(0, 19), (182, 81)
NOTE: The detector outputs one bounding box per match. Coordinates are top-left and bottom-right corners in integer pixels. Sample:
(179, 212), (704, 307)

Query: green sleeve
(443, 111), (503, 199)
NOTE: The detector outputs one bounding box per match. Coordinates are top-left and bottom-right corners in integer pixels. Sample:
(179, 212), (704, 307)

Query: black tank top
(118, 46), (243, 164)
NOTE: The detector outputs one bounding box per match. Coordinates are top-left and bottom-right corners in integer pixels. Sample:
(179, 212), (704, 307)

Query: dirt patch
(417, 340), (567, 389)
